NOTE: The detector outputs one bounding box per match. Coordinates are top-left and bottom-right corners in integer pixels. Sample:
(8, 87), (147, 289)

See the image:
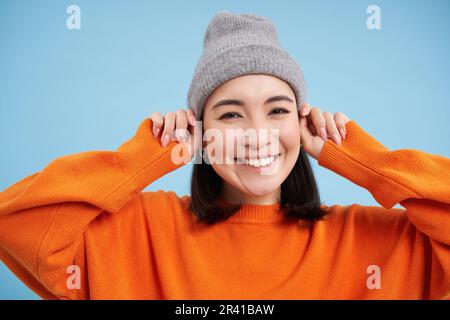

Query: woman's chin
(239, 183), (280, 197)
(233, 167), (284, 196)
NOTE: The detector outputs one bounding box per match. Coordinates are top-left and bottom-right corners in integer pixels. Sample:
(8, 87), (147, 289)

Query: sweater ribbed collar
(226, 202), (285, 224)
(215, 196), (286, 224)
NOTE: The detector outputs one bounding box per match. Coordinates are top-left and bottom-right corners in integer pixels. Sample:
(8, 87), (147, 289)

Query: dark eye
(219, 112), (241, 120)
(270, 107), (289, 115)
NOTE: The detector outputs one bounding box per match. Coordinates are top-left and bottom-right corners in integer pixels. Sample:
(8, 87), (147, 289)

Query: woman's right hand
(149, 109), (200, 162)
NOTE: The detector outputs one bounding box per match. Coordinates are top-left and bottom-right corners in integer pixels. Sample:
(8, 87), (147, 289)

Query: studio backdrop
(0, 0), (449, 299)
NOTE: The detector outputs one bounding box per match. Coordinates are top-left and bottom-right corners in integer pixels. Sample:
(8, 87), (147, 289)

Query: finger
(310, 107), (328, 142)
(324, 112), (341, 146)
(149, 112), (164, 137)
(334, 112), (349, 140)
(300, 102), (311, 117)
(182, 123), (200, 160)
(299, 116), (314, 144)
(308, 123), (317, 136)
(186, 108), (197, 127)
(175, 110), (189, 142)
(188, 109), (203, 154)
(189, 116), (202, 156)
(161, 112), (176, 147)
(305, 114), (318, 135)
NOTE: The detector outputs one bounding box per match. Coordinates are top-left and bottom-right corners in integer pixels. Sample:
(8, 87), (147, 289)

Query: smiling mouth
(234, 153), (282, 168)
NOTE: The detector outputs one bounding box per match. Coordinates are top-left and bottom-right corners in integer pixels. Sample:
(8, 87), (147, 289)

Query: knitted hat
(187, 11), (307, 120)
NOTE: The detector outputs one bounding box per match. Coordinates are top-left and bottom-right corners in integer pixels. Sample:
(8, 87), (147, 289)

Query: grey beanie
(187, 11), (307, 120)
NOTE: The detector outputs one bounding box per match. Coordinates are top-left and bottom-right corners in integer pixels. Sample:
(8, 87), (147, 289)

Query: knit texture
(0, 118), (449, 299)
(187, 11), (307, 120)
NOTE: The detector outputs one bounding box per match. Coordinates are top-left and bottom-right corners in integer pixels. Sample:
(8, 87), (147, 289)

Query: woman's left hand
(299, 103), (351, 160)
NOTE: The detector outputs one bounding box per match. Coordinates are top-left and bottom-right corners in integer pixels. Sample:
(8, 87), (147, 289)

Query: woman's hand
(299, 103), (351, 160)
(149, 109), (200, 162)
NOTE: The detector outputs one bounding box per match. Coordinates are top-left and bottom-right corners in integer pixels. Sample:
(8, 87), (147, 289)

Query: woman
(0, 11), (449, 300)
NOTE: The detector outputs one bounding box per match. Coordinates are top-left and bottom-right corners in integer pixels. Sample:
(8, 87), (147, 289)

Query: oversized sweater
(0, 118), (449, 300)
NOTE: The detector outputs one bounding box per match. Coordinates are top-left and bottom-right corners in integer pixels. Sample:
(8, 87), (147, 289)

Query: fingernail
(190, 116), (196, 126)
(301, 106), (308, 116)
(176, 131), (188, 142)
(320, 127), (327, 142)
(333, 133), (341, 146)
(161, 134), (170, 147)
(154, 128), (160, 137)
(339, 128), (346, 140)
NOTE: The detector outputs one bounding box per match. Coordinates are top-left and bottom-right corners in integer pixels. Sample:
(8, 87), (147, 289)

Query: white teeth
(244, 155), (277, 167)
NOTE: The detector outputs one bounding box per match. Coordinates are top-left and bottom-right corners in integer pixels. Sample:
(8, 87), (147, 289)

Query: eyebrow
(211, 95), (295, 110)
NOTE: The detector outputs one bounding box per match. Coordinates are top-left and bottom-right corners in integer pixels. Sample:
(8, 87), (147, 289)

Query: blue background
(0, 0), (449, 299)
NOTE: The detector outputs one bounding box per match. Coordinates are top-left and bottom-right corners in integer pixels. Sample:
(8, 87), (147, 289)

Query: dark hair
(189, 145), (328, 225)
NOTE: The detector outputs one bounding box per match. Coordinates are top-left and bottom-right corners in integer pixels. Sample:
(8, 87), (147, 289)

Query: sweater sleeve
(318, 120), (450, 298)
(0, 118), (188, 299)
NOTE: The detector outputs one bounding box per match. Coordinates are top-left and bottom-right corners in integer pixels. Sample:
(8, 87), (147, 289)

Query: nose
(240, 117), (280, 158)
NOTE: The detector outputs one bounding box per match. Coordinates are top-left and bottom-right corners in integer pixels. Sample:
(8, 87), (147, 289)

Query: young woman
(0, 11), (449, 300)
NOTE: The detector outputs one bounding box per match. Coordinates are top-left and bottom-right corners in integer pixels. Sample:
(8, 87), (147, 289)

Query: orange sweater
(0, 118), (449, 300)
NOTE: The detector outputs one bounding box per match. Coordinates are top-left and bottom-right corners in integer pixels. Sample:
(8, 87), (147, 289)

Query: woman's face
(202, 74), (301, 200)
